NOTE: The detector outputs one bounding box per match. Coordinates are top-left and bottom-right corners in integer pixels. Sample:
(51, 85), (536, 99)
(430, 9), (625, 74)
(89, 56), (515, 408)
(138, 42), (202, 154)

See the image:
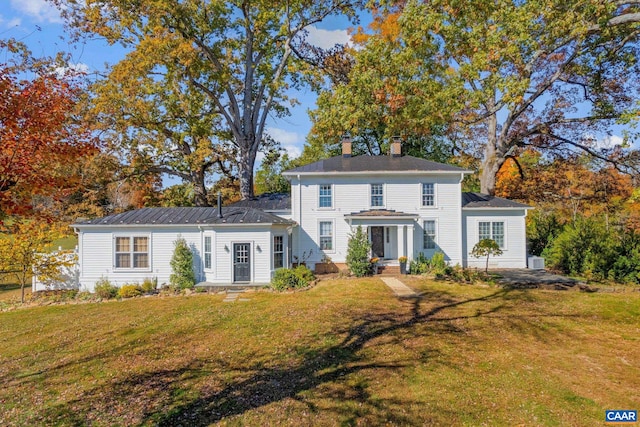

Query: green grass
(1, 278), (638, 426)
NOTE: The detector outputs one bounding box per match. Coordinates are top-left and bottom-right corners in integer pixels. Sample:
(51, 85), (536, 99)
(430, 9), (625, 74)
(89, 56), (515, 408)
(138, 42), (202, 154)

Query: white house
(71, 138), (531, 291)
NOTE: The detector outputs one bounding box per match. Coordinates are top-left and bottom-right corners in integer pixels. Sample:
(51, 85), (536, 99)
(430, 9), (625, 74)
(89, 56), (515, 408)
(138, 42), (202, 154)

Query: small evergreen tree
(346, 225), (372, 277)
(471, 239), (503, 273)
(169, 236), (196, 289)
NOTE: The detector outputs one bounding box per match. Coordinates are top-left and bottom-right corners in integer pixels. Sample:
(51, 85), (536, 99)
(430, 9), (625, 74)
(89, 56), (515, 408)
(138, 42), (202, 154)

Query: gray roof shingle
(228, 193), (291, 211)
(73, 207), (294, 226)
(283, 155), (469, 174)
(462, 192), (531, 209)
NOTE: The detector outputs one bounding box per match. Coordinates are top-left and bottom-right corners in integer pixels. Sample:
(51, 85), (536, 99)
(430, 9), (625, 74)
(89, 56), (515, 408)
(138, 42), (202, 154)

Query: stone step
(377, 265), (401, 275)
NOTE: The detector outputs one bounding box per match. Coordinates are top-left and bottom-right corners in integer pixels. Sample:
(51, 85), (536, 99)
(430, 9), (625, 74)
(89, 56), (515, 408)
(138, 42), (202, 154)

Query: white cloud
(7, 17), (22, 27)
(305, 25), (352, 50)
(587, 134), (625, 150)
(257, 127), (303, 167)
(10, 0), (63, 24)
(0, 14), (22, 28)
(54, 62), (89, 77)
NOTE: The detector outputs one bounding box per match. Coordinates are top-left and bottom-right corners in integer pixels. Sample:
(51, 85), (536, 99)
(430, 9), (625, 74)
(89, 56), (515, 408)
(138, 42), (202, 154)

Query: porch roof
(345, 209), (419, 220)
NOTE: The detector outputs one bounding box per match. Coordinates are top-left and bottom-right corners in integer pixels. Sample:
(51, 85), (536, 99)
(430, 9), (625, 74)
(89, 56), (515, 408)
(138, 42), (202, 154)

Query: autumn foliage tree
(53, 0), (364, 202)
(0, 221), (72, 303)
(0, 39), (96, 218)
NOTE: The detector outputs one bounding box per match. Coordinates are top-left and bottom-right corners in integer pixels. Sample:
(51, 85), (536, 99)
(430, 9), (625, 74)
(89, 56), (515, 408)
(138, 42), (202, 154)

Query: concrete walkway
(380, 277), (418, 298)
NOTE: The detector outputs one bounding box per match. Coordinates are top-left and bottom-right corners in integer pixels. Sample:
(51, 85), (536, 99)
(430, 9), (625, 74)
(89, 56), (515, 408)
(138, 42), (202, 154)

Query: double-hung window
(319, 184), (332, 208)
(273, 235), (284, 269)
(479, 221), (505, 248)
(115, 236), (149, 269)
(422, 183), (435, 207)
(319, 221), (333, 250)
(423, 220), (436, 250)
(371, 184), (384, 207)
(204, 235), (212, 270)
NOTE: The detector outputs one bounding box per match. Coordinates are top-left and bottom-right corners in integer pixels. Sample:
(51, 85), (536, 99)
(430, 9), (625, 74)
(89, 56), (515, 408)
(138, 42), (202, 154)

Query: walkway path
(223, 290), (250, 303)
(380, 277), (418, 298)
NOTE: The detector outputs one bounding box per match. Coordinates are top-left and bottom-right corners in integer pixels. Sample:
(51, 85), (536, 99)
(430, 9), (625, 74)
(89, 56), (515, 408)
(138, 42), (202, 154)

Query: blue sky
(0, 0), (358, 162)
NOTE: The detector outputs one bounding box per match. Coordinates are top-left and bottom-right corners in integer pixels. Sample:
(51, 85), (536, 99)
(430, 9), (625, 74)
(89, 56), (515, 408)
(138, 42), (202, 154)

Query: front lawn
(0, 278), (638, 426)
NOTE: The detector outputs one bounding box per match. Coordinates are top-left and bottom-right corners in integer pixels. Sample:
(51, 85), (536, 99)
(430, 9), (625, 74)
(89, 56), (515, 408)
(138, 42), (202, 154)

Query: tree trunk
(479, 97), (506, 196)
(238, 148), (256, 200)
(192, 168), (210, 207)
(480, 153), (505, 196)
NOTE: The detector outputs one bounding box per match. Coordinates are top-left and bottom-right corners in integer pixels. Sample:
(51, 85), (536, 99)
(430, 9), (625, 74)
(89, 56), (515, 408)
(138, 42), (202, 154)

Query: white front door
(383, 226), (397, 260)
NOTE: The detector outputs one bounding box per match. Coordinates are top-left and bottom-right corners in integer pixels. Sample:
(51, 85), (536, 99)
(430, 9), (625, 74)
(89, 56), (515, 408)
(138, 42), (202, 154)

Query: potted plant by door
(398, 256), (408, 274)
(370, 257), (380, 275)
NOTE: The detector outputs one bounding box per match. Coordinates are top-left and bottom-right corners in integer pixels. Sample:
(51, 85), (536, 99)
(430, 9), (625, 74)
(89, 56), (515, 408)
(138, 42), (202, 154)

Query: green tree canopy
(309, 0), (640, 195)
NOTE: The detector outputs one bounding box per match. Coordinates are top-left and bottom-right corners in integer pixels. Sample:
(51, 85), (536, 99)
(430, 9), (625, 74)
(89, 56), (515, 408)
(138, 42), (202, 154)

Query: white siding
(290, 173), (465, 267)
(204, 226), (283, 284)
(77, 227), (200, 291)
(462, 209), (528, 268)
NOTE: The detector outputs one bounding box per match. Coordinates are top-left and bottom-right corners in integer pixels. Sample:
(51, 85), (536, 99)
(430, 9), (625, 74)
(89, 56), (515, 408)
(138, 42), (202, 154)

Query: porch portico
(345, 210), (419, 261)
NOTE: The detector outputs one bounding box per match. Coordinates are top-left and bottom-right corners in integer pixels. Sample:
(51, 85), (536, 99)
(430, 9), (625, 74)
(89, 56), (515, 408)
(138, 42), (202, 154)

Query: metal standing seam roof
(228, 193), (291, 211)
(73, 207), (295, 227)
(282, 155), (471, 174)
(462, 192), (531, 209)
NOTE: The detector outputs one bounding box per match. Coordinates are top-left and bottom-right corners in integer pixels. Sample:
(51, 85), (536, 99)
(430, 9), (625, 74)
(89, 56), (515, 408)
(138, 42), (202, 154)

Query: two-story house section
(285, 138), (470, 270)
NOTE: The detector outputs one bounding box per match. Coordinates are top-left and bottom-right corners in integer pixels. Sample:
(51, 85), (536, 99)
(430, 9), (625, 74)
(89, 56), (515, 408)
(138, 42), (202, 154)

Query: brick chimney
(342, 134), (352, 158)
(390, 136), (402, 157)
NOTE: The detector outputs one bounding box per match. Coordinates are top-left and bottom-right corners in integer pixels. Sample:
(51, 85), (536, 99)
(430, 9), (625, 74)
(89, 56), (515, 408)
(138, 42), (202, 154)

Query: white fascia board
(462, 206), (533, 210)
(344, 215), (419, 220)
(74, 223), (291, 230)
(282, 170), (472, 177)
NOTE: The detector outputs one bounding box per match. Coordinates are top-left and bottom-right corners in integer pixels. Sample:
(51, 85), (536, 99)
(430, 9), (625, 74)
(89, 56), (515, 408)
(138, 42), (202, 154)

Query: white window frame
(113, 234), (151, 271)
(478, 221), (506, 249)
(273, 234), (285, 269)
(421, 183), (436, 208)
(370, 183), (384, 208)
(318, 220), (335, 252)
(204, 234), (212, 271)
(423, 219), (437, 250)
(318, 184), (333, 209)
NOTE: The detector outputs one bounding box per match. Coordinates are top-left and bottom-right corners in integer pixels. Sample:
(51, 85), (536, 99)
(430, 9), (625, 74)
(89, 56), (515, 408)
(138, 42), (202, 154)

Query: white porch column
(407, 224), (414, 261)
(397, 225), (405, 258)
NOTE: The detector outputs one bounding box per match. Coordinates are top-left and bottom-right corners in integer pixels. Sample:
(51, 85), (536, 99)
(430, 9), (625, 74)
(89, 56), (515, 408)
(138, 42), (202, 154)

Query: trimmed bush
(346, 225), (372, 277)
(118, 284), (143, 298)
(94, 277), (118, 299)
(141, 277), (157, 293)
(170, 236), (196, 290)
(271, 268), (304, 291)
(271, 266), (314, 291)
(293, 265), (315, 283)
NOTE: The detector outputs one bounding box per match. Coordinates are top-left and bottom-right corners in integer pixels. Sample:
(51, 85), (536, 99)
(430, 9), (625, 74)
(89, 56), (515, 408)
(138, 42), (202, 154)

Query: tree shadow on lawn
(36, 289), (580, 426)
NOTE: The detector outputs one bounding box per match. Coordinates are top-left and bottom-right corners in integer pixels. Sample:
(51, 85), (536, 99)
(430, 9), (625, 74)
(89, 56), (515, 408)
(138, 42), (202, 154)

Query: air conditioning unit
(528, 256), (545, 270)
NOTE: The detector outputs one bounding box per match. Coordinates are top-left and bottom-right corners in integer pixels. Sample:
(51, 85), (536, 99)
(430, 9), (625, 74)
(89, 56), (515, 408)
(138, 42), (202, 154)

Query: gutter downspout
(297, 174), (302, 265)
(458, 172), (465, 266)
